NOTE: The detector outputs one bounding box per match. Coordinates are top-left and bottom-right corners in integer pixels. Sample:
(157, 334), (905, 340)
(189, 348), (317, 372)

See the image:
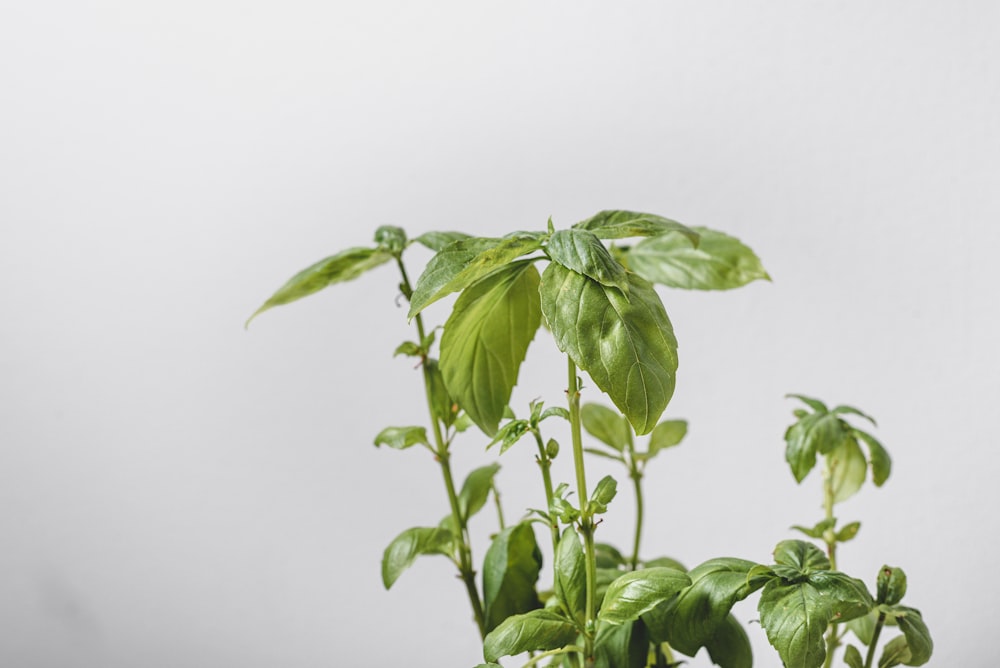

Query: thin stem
(567, 357), (596, 667)
(863, 612), (887, 668)
(521, 645), (585, 668)
(532, 431), (560, 553)
(492, 481), (506, 531)
(630, 471), (644, 571)
(821, 454), (839, 668)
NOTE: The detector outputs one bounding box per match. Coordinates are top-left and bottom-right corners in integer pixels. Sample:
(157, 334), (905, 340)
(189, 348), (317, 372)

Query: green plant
(247, 210), (932, 668)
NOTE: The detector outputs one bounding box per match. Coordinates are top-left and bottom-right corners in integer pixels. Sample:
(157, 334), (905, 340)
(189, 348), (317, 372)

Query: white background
(2, 1), (998, 666)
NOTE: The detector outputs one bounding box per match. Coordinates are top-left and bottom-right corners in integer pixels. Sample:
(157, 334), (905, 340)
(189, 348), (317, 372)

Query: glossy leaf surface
(546, 229), (629, 293)
(599, 567), (691, 625)
(381, 526), (454, 588)
(482, 522), (543, 632)
(625, 227), (769, 290)
(483, 608), (578, 662)
(573, 210), (699, 243)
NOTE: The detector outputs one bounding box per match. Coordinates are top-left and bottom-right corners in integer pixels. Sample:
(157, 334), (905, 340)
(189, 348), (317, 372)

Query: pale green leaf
(832, 404), (877, 426)
(381, 526), (454, 588)
(374, 225), (406, 254)
(407, 237), (500, 318)
(647, 419), (687, 457)
(412, 230), (471, 252)
(458, 463), (502, 522)
(373, 426), (428, 450)
(829, 436), (868, 503)
(581, 403), (630, 452)
(573, 210), (700, 244)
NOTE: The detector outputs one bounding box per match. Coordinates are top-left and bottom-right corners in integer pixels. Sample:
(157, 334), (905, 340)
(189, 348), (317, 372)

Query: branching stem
(567, 357), (596, 667)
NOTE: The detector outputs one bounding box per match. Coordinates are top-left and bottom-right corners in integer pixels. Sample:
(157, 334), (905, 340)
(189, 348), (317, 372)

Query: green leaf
(879, 635), (911, 668)
(844, 644), (865, 668)
(589, 475), (619, 514)
(832, 404), (877, 426)
(381, 527), (454, 588)
(440, 261), (542, 436)
(643, 556), (687, 571)
(412, 230), (471, 252)
(836, 521), (862, 543)
(806, 571), (874, 623)
(483, 608), (578, 662)
(373, 426), (428, 450)
(625, 226), (769, 290)
(482, 522), (544, 633)
(546, 229), (630, 293)
(489, 419), (531, 455)
(541, 406), (570, 422)
(854, 429), (892, 486)
(758, 580), (832, 668)
(876, 566), (907, 606)
(594, 619), (649, 668)
(646, 419), (687, 458)
(541, 265), (677, 435)
(555, 529), (586, 624)
(787, 394), (830, 413)
(393, 341), (421, 357)
(407, 237), (500, 317)
(458, 464), (502, 522)
(599, 567), (691, 625)
(374, 225), (407, 254)
(847, 611), (877, 646)
(651, 557), (767, 656)
(894, 606), (933, 665)
(425, 358), (458, 427)
(246, 247), (392, 326)
(791, 517), (837, 540)
(409, 234), (542, 318)
(472, 664), (504, 668)
(581, 403), (630, 452)
(594, 543), (628, 569)
(573, 210), (700, 244)
(705, 614), (753, 668)
(829, 436), (868, 504)
(773, 540), (831, 576)
(785, 412), (851, 483)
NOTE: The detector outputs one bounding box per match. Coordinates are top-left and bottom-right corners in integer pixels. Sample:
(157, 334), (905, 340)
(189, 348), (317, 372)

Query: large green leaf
(854, 429), (892, 486)
(409, 234), (542, 318)
(758, 580), (832, 668)
(573, 210), (700, 244)
(829, 436), (868, 503)
(482, 522), (543, 632)
(555, 529), (587, 624)
(483, 608), (578, 662)
(594, 619), (649, 668)
(540, 264), (677, 435)
(546, 229), (629, 293)
(440, 261), (542, 435)
(625, 226), (769, 291)
(381, 526), (454, 588)
(705, 614), (753, 668)
(785, 411), (851, 483)
(581, 403), (630, 452)
(457, 463), (501, 522)
(246, 247), (392, 326)
(599, 567), (691, 625)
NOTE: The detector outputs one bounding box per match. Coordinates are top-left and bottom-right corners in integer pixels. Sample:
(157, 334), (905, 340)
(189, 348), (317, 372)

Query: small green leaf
(546, 229), (630, 293)
(791, 517), (837, 540)
(787, 394), (830, 413)
(894, 606), (933, 665)
(704, 614), (753, 668)
(854, 429), (892, 486)
(832, 404), (877, 426)
(847, 611), (877, 646)
(541, 406), (570, 422)
(373, 426), (429, 450)
(584, 447), (627, 463)
(836, 521), (862, 543)
(773, 540), (831, 575)
(483, 608), (578, 662)
(374, 225), (407, 254)
(594, 543), (627, 569)
(573, 210), (700, 244)
(879, 635), (911, 668)
(829, 436), (868, 504)
(589, 475), (619, 514)
(646, 419), (687, 457)
(876, 566), (907, 606)
(381, 527), (454, 588)
(844, 644), (865, 668)
(785, 411), (851, 483)
(439, 261), (542, 436)
(489, 419), (530, 454)
(247, 247), (392, 326)
(555, 529), (586, 624)
(599, 567), (691, 625)
(458, 464), (502, 522)
(594, 619), (649, 668)
(625, 226), (769, 290)
(581, 403), (630, 452)
(412, 230), (471, 252)
(424, 358), (458, 427)
(482, 522), (544, 632)
(541, 265), (677, 435)
(393, 341), (421, 357)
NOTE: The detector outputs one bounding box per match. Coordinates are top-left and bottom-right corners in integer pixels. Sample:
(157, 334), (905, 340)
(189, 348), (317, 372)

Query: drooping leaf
(787, 394), (830, 413)
(393, 340), (421, 357)
(646, 419), (688, 458)
(247, 247), (392, 326)
(482, 522), (544, 632)
(879, 636), (911, 668)
(541, 265), (677, 435)
(412, 230), (471, 252)
(844, 644), (865, 668)
(373, 426), (429, 450)
(704, 613), (753, 668)
(829, 436), (868, 503)
(546, 229), (630, 293)
(458, 463), (502, 522)
(893, 606), (933, 665)
(409, 234), (542, 317)
(483, 608), (578, 662)
(440, 261), (542, 435)
(854, 429), (892, 486)
(381, 526), (454, 588)
(407, 237), (500, 317)
(785, 412), (851, 483)
(625, 226), (769, 290)
(555, 529), (586, 624)
(581, 403), (631, 452)
(594, 619), (649, 668)
(599, 567), (691, 625)
(832, 404), (877, 426)
(374, 225), (407, 254)
(573, 210), (700, 244)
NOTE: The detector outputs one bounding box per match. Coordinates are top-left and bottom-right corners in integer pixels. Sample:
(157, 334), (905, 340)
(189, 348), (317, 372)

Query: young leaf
(393, 341), (421, 357)
(758, 580), (834, 668)
(646, 419), (687, 457)
(785, 412), (851, 483)
(787, 394), (830, 413)
(540, 264), (677, 435)
(893, 607), (933, 665)
(832, 404), (877, 426)
(836, 521), (862, 543)
(829, 436), (868, 503)
(704, 613), (753, 668)
(625, 227), (769, 291)
(854, 429), (892, 486)
(381, 526), (454, 588)
(457, 463), (502, 522)
(373, 426), (429, 450)
(374, 225), (407, 254)
(879, 636), (911, 668)
(581, 403), (630, 452)
(483, 608), (578, 662)
(412, 230), (471, 252)
(555, 529), (586, 624)
(593, 619), (649, 668)
(482, 522), (544, 632)
(584, 447), (627, 463)
(572, 210), (700, 244)
(844, 644), (865, 668)
(246, 247), (392, 326)
(589, 475), (619, 514)
(773, 539), (831, 575)
(790, 517), (836, 540)
(877, 566), (907, 606)
(545, 229), (630, 293)
(425, 358), (458, 427)
(439, 261), (542, 436)
(489, 419), (530, 455)
(599, 567), (691, 625)
(407, 237), (500, 318)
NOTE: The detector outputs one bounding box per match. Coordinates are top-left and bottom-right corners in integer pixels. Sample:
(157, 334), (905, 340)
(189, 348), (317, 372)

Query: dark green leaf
(836, 522), (862, 543)
(647, 419), (687, 457)
(854, 429), (892, 487)
(546, 229), (630, 293)
(625, 226), (769, 290)
(483, 608), (578, 662)
(705, 614), (753, 668)
(595, 543), (628, 569)
(555, 529), (586, 624)
(773, 540), (831, 576)
(785, 412), (851, 483)
(807, 571), (874, 623)
(581, 403), (630, 452)
(594, 619), (649, 668)
(373, 426), (429, 450)
(541, 265), (677, 435)
(589, 475), (619, 514)
(374, 225), (407, 254)
(758, 580), (832, 668)
(877, 566), (907, 607)
(832, 405), (877, 426)
(407, 237), (500, 317)
(599, 567), (691, 625)
(413, 230), (471, 252)
(381, 527), (454, 588)
(844, 644), (865, 668)
(440, 261), (542, 435)
(830, 436), (868, 503)
(879, 635), (911, 668)
(458, 464), (502, 522)
(247, 247), (392, 326)
(573, 210), (700, 244)
(482, 522), (544, 632)
(894, 606), (932, 665)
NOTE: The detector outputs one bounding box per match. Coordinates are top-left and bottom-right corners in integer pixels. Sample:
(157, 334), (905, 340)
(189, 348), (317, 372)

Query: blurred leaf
(785, 411), (851, 483)
(581, 403), (630, 452)
(836, 521), (862, 543)
(646, 419), (687, 458)
(877, 566), (908, 606)
(855, 429), (892, 486)
(373, 426), (428, 450)
(374, 225), (407, 254)
(829, 436), (868, 503)
(894, 606), (932, 665)
(412, 230), (471, 252)
(832, 404), (877, 426)
(589, 475), (619, 514)
(704, 614), (753, 668)
(625, 227), (769, 290)
(573, 210), (700, 244)
(482, 522), (543, 632)
(594, 619), (649, 668)
(458, 463), (502, 522)
(381, 527), (454, 588)
(844, 644), (864, 668)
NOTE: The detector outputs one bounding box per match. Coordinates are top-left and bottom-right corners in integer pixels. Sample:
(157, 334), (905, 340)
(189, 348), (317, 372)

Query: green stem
(629, 471), (644, 571)
(863, 612), (887, 668)
(492, 481), (506, 531)
(821, 454), (839, 668)
(567, 357), (596, 667)
(397, 256), (486, 638)
(521, 645), (586, 668)
(533, 431), (560, 553)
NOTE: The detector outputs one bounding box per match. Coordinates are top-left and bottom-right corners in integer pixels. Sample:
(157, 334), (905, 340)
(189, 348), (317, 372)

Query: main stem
(397, 257), (486, 637)
(862, 612), (887, 668)
(626, 432), (643, 571)
(567, 357), (597, 667)
(822, 455), (839, 668)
